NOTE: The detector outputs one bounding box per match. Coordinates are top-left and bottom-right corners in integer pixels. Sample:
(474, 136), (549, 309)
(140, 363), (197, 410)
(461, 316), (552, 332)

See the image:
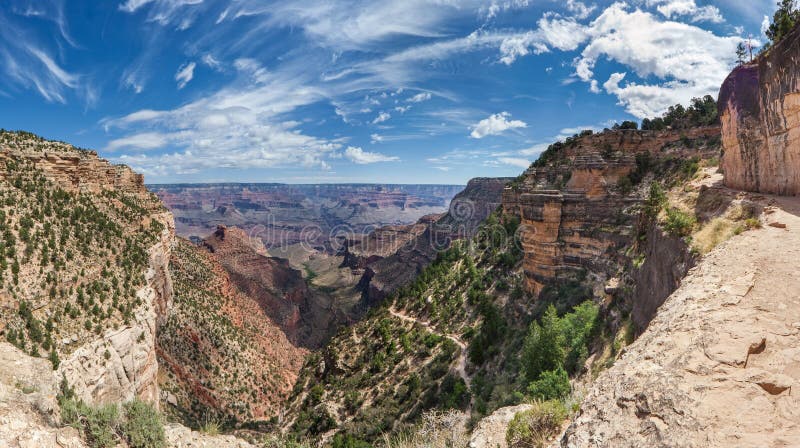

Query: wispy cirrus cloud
(175, 61), (196, 89)
(0, 2), (86, 104)
(105, 60), (343, 175)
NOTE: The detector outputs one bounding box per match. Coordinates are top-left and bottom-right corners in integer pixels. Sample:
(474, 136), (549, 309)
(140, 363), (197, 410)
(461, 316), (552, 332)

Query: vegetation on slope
(58, 376), (166, 448)
(158, 238), (305, 427)
(0, 132), (165, 368)
(284, 210), (608, 445)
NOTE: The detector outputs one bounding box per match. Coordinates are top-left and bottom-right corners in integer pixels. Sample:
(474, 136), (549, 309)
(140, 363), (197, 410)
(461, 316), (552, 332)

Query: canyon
(152, 183), (463, 250)
(3, 20), (800, 448)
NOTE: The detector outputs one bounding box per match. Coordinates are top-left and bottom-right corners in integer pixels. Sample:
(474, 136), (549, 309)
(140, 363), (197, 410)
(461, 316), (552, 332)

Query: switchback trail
(388, 305), (471, 392)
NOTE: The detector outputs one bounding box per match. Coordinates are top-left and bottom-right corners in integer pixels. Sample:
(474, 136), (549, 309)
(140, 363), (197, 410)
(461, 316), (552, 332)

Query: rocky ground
(561, 181), (800, 447)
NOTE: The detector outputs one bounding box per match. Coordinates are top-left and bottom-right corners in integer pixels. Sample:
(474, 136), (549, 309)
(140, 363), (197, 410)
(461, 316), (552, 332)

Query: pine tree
(521, 305), (565, 383)
(736, 42), (747, 65)
(766, 0), (800, 46)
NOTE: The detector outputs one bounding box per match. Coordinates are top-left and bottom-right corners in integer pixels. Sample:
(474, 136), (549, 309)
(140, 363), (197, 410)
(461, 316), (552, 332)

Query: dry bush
(382, 410), (469, 448)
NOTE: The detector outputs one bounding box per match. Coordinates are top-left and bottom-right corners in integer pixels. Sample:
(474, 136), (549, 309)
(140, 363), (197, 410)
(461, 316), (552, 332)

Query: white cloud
(344, 146), (399, 164)
(499, 15), (589, 64)
(372, 112), (391, 124)
(175, 61), (196, 89)
(370, 133), (384, 143)
(481, 0), (533, 19)
(645, 0), (724, 23)
(104, 66), (344, 176)
(0, 42), (80, 104)
(761, 15), (770, 36)
(470, 112), (527, 139)
(201, 54), (222, 70)
(394, 105), (411, 113)
(407, 92), (432, 103)
(566, 0), (596, 20)
(573, 3), (741, 118)
(106, 132), (169, 151)
(118, 0), (204, 25)
(219, 1), (490, 51)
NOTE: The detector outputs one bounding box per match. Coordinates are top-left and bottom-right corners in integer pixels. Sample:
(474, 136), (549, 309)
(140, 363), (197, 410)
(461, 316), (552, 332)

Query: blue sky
(0, 0), (776, 184)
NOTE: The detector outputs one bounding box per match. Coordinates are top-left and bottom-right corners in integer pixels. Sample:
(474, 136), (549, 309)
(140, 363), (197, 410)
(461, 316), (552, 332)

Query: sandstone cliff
(719, 22), (800, 195)
(502, 127), (718, 329)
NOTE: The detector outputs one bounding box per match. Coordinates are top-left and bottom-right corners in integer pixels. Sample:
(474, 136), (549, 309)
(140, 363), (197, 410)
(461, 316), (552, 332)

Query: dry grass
(692, 204), (760, 255)
(505, 400), (568, 448)
(382, 410), (469, 448)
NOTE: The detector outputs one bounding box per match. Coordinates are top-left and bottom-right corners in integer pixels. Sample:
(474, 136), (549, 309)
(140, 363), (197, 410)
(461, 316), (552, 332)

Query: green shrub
(330, 433), (371, 448)
(122, 400), (166, 448)
(58, 378), (165, 448)
(527, 367), (570, 401)
(521, 306), (564, 383)
(645, 183), (666, 218)
(506, 400), (568, 448)
(663, 207), (696, 237)
(84, 404), (119, 448)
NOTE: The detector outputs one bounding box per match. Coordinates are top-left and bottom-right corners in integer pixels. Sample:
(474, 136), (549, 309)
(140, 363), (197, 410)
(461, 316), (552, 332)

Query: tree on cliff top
(766, 0), (799, 47)
(736, 42), (747, 65)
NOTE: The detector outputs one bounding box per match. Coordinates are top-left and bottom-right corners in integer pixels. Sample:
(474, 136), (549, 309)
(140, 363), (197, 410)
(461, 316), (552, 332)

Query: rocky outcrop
(719, 22), (800, 195)
(503, 127), (716, 298)
(0, 341), (253, 448)
(0, 132), (147, 196)
(560, 199), (800, 447)
(339, 213), (442, 269)
(0, 343), (86, 448)
(163, 424), (255, 447)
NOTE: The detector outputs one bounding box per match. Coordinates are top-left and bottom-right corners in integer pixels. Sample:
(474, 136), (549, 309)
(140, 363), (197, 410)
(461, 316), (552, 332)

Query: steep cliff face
(719, 22), (800, 195)
(59, 217), (173, 406)
(0, 131), (174, 408)
(202, 225), (339, 347)
(502, 127), (717, 321)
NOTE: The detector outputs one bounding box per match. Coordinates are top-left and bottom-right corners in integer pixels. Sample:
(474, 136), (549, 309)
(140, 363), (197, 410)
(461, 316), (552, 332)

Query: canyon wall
(58, 214), (174, 406)
(502, 127), (716, 300)
(0, 131), (174, 408)
(719, 22), (800, 195)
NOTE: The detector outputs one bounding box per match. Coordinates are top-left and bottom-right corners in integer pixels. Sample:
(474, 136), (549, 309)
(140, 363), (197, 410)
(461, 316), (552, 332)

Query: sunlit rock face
(719, 24), (800, 195)
(502, 127), (718, 298)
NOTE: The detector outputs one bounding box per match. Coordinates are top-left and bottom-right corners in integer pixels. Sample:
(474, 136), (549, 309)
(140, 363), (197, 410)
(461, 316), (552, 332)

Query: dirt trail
(563, 185), (800, 446)
(388, 306), (471, 391)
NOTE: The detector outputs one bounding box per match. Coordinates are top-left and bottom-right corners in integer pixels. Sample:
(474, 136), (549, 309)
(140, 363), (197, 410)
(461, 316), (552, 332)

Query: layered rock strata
(503, 127), (716, 298)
